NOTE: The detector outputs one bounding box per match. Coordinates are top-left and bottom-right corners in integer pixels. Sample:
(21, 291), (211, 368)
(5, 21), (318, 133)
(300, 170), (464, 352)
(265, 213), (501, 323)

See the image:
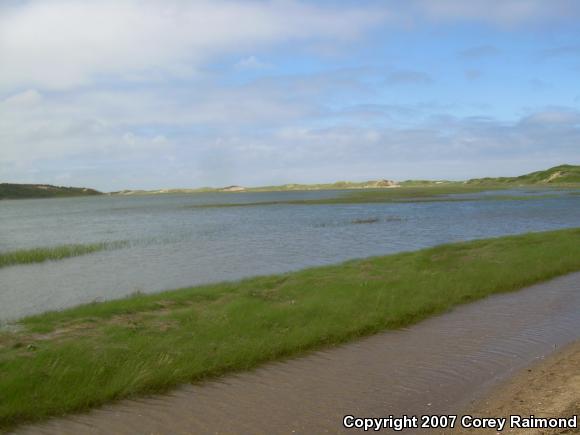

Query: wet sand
(11, 272), (580, 435)
(450, 340), (580, 435)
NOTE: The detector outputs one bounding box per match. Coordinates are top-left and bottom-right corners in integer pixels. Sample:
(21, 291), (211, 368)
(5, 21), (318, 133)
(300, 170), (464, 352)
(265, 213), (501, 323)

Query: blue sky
(1, 0), (579, 190)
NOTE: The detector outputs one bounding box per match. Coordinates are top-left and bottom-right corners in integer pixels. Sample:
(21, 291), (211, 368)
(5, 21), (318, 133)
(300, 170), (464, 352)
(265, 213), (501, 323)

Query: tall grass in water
(0, 242), (128, 269)
(1, 228), (580, 429)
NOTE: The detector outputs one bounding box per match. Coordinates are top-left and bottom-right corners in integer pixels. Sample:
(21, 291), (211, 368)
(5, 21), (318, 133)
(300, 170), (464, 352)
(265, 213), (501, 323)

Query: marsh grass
(1, 228), (580, 429)
(189, 186), (495, 208)
(189, 185), (580, 208)
(0, 242), (128, 269)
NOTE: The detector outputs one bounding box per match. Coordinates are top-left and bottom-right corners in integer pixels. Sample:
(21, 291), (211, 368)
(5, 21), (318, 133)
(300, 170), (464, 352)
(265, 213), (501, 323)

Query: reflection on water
(0, 190), (579, 321)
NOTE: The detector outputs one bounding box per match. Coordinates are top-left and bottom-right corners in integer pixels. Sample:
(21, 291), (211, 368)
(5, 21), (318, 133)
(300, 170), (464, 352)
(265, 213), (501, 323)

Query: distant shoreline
(0, 183), (102, 201)
(2, 164), (579, 199)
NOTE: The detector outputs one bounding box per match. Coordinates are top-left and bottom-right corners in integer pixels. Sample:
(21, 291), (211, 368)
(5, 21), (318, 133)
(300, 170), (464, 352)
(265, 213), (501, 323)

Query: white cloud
(1, 1), (578, 190)
(234, 56), (272, 71)
(2, 74), (579, 189)
(3, 88), (43, 105)
(0, 0), (383, 90)
(0, 88), (172, 163)
(4, 112), (579, 190)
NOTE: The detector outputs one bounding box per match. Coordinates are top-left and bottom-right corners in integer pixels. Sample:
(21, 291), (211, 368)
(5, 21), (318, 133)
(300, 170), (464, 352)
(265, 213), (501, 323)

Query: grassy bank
(0, 242), (128, 269)
(2, 228), (580, 429)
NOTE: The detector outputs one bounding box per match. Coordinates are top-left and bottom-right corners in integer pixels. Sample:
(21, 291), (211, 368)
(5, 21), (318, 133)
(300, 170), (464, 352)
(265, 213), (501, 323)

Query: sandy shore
(449, 340), (580, 435)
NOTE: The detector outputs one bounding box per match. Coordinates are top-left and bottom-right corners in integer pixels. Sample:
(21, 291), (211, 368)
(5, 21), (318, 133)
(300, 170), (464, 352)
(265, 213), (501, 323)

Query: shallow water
(13, 273), (580, 434)
(1, 189), (579, 321)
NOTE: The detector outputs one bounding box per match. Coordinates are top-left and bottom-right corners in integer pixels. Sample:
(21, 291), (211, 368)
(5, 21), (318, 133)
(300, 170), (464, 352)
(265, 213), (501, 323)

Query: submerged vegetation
(351, 217), (380, 224)
(1, 228), (580, 429)
(0, 242), (128, 269)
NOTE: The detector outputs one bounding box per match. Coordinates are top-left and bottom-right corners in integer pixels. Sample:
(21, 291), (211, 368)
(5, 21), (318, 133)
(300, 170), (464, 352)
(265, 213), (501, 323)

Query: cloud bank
(0, 0), (382, 90)
(1, 0), (579, 190)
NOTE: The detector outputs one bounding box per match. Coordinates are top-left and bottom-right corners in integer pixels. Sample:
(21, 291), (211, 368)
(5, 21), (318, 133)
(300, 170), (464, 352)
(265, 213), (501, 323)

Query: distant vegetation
(467, 164), (580, 185)
(1, 228), (580, 428)
(399, 179), (452, 186)
(114, 179), (401, 195)
(0, 242), (128, 269)
(0, 184), (102, 200)
(186, 165), (580, 208)
(247, 179), (400, 191)
(3, 165), (579, 200)
(116, 164), (580, 197)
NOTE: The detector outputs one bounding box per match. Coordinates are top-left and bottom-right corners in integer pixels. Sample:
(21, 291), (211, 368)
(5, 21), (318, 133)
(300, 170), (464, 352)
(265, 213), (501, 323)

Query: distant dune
(112, 165), (580, 196)
(114, 179), (401, 196)
(467, 164), (580, 185)
(0, 183), (102, 200)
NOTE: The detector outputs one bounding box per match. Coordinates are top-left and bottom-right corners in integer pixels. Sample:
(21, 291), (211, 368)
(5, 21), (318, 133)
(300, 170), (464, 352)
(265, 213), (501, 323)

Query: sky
(1, 0), (579, 191)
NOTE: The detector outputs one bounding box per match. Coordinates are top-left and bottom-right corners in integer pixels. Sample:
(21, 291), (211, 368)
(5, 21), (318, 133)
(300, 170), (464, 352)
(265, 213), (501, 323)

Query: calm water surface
(1, 190), (579, 322)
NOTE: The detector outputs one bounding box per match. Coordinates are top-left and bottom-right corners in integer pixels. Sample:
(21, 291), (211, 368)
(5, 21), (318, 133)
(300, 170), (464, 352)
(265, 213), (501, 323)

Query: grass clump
(0, 242), (128, 269)
(351, 218), (380, 224)
(1, 228), (580, 428)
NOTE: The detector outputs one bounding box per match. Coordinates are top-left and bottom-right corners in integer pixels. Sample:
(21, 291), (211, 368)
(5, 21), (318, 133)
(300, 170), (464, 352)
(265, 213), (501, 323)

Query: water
(1, 190), (579, 322)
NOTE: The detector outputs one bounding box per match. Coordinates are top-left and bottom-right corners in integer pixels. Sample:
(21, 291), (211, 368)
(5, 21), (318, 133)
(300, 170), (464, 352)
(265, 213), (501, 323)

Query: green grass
(2, 228), (580, 429)
(0, 242), (128, 269)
